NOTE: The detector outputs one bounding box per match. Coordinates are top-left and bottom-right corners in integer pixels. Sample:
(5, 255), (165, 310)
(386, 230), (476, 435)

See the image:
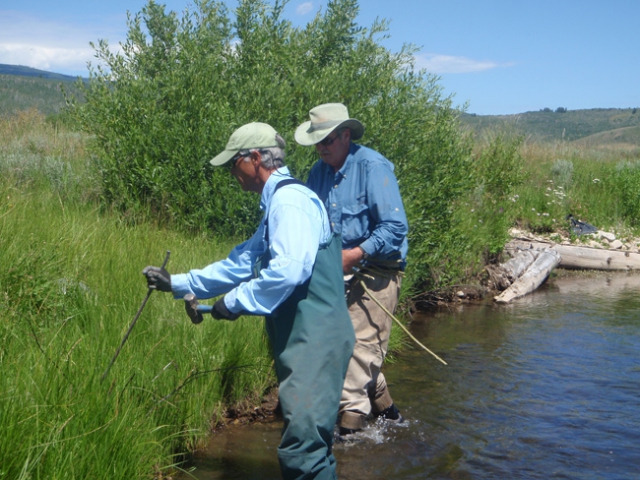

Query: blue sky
(1, 0), (638, 115)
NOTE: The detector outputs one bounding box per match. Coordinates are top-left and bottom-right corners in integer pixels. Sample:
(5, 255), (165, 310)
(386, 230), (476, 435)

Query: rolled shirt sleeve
(356, 161), (408, 258)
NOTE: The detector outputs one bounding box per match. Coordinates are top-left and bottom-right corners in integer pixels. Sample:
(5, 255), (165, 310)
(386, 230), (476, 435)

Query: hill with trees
(460, 107), (640, 144)
(0, 64), (83, 117)
(0, 64), (80, 81)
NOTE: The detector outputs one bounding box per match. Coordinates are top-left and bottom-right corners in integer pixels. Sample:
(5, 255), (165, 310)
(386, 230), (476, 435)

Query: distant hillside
(0, 65), (85, 117)
(573, 125), (640, 148)
(460, 108), (640, 144)
(0, 64), (80, 82)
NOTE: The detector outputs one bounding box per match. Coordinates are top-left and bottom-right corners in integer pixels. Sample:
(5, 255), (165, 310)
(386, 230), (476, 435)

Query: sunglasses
(318, 132), (341, 146)
(227, 152), (246, 171)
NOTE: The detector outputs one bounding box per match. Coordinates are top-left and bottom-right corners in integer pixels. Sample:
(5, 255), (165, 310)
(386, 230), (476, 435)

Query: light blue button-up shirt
(306, 143), (408, 265)
(171, 167), (331, 315)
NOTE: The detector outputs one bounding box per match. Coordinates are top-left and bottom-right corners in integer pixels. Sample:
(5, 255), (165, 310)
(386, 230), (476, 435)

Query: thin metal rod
(358, 279), (448, 366)
(101, 250), (170, 382)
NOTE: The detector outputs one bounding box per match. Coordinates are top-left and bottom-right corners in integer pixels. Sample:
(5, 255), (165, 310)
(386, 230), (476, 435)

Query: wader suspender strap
(264, 178), (323, 244)
(273, 178), (306, 191)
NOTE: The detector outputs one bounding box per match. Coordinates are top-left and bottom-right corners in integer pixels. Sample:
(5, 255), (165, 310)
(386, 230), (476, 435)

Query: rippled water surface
(179, 272), (640, 479)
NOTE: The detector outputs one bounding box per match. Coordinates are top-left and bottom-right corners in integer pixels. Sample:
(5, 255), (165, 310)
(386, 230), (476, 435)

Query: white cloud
(296, 2), (314, 15)
(414, 53), (514, 74)
(0, 43), (95, 75)
(0, 10), (122, 76)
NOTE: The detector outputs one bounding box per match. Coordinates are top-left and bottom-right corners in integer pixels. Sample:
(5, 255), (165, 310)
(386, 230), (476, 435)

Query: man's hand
(142, 266), (172, 292)
(211, 296), (241, 321)
(342, 247), (365, 274)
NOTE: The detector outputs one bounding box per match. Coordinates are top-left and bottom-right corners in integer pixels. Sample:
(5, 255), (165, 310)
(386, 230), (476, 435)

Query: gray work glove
(211, 296), (240, 321)
(142, 266), (172, 292)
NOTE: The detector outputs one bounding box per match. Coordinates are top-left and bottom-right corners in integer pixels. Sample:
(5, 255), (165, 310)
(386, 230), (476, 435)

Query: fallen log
(494, 248), (561, 304)
(486, 249), (539, 290)
(507, 239), (640, 271)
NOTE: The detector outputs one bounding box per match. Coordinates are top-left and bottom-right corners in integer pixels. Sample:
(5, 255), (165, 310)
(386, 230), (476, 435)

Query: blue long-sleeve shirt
(306, 143), (408, 265)
(171, 167), (331, 314)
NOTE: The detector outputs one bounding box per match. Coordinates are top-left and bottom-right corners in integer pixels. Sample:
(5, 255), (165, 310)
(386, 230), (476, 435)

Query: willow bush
(72, 0), (521, 295)
(441, 134), (525, 286)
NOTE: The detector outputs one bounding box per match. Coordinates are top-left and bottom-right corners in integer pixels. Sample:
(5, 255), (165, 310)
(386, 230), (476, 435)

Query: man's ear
(249, 150), (262, 167)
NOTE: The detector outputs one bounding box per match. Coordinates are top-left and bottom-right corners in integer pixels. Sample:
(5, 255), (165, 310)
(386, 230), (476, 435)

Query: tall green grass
(510, 140), (640, 239)
(0, 112), (274, 479)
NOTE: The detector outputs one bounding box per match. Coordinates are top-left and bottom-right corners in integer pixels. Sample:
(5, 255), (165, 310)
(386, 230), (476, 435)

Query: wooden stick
(358, 279), (448, 366)
(101, 250), (170, 382)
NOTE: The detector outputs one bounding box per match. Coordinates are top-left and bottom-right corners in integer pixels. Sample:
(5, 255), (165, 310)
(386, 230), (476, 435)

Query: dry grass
(0, 108), (87, 158)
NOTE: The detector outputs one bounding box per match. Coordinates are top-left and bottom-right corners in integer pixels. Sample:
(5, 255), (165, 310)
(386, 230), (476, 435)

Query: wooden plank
(506, 239), (640, 271)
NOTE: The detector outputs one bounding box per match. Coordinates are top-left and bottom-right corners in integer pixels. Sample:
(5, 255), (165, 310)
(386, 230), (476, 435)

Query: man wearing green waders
(143, 122), (355, 479)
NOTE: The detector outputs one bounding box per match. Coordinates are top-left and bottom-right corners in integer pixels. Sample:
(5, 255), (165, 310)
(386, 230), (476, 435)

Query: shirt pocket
(341, 201), (369, 244)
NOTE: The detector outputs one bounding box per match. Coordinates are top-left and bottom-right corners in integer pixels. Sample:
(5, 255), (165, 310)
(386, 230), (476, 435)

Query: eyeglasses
(227, 152), (246, 172)
(318, 132), (341, 146)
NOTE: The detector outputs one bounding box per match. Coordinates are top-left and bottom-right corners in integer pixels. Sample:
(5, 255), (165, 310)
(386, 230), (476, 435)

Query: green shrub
(613, 161), (640, 226)
(470, 134), (524, 253)
(71, 0), (488, 295)
(436, 134), (524, 283)
(551, 158), (574, 189)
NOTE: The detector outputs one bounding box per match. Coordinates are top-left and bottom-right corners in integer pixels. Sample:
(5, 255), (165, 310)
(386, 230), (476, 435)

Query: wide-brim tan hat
(294, 103), (364, 146)
(210, 122), (280, 166)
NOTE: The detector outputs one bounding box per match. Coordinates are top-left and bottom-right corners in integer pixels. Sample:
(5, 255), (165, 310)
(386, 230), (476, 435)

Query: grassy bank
(0, 112), (274, 478)
(406, 135), (640, 307)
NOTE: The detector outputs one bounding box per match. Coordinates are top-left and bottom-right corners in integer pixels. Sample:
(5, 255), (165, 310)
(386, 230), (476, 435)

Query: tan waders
(339, 272), (401, 433)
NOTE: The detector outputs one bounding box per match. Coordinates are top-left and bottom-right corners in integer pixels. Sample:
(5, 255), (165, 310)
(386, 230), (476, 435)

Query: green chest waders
(259, 181), (355, 479)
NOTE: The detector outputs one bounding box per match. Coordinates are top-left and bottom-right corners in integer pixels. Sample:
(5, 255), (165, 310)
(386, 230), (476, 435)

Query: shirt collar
(327, 142), (359, 177)
(260, 166), (292, 211)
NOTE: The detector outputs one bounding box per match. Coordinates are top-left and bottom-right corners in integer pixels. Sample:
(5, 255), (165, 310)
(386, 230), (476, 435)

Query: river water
(179, 271), (640, 479)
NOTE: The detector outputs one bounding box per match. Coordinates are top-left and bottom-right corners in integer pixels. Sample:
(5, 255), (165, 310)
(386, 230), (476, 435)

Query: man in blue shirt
(143, 122), (355, 479)
(296, 104), (409, 438)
